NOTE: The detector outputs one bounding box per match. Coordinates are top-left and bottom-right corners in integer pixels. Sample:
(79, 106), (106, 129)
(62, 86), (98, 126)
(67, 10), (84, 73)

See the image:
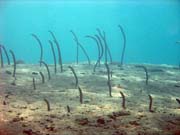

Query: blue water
(0, 0), (180, 65)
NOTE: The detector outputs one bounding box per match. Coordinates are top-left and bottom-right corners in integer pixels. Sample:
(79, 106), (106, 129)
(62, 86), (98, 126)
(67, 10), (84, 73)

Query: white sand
(0, 63), (180, 135)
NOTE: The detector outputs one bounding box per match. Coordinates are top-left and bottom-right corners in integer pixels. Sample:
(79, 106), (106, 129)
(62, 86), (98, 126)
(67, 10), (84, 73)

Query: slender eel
(0, 45), (10, 65)
(39, 61), (51, 80)
(70, 30), (79, 64)
(118, 25), (126, 66)
(176, 98), (180, 104)
(31, 34), (43, 66)
(9, 50), (16, 77)
(135, 65), (149, 85)
(93, 34), (104, 72)
(48, 31), (63, 72)
(0, 46), (3, 67)
(120, 91), (126, 109)
(44, 98), (50, 111)
(67, 105), (71, 113)
(98, 29), (112, 63)
(176, 41), (180, 69)
(70, 30), (91, 65)
(149, 95), (154, 112)
(39, 71), (45, 83)
(85, 35), (101, 65)
(78, 85), (83, 104)
(96, 28), (112, 64)
(78, 42), (91, 65)
(105, 63), (112, 97)
(99, 30), (107, 64)
(68, 66), (78, 88)
(103, 31), (112, 64)
(49, 40), (57, 74)
(33, 77), (36, 90)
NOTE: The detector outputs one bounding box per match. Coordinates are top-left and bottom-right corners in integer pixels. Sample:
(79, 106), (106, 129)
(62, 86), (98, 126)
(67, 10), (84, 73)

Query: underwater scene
(0, 0), (180, 135)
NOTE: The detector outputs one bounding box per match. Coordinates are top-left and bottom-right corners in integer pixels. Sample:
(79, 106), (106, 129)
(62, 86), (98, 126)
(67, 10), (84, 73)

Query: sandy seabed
(0, 62), (180, 135)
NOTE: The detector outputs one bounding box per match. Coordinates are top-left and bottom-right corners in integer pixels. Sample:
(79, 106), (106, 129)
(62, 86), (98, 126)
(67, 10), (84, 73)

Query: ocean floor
(0, 62), (180, 135)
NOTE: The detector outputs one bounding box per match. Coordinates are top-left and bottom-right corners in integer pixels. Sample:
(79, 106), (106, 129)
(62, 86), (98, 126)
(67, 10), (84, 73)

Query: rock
(23, 129), (33, 135)
(45, 125), (55, 131)
(112, 111), (130, 117)
(174, 84), (180, 88)
(12, 117), (24, 122)
(16, 60), (25, 64)
(76, 117), (89, 125)
(3, 101), (6, 105)
(5, 70), (12, 75)
(107, 114), (116, 120)
(32, 72), (39, 75)
(97, 117), (105, 124)
(129, 121), (140, 126)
